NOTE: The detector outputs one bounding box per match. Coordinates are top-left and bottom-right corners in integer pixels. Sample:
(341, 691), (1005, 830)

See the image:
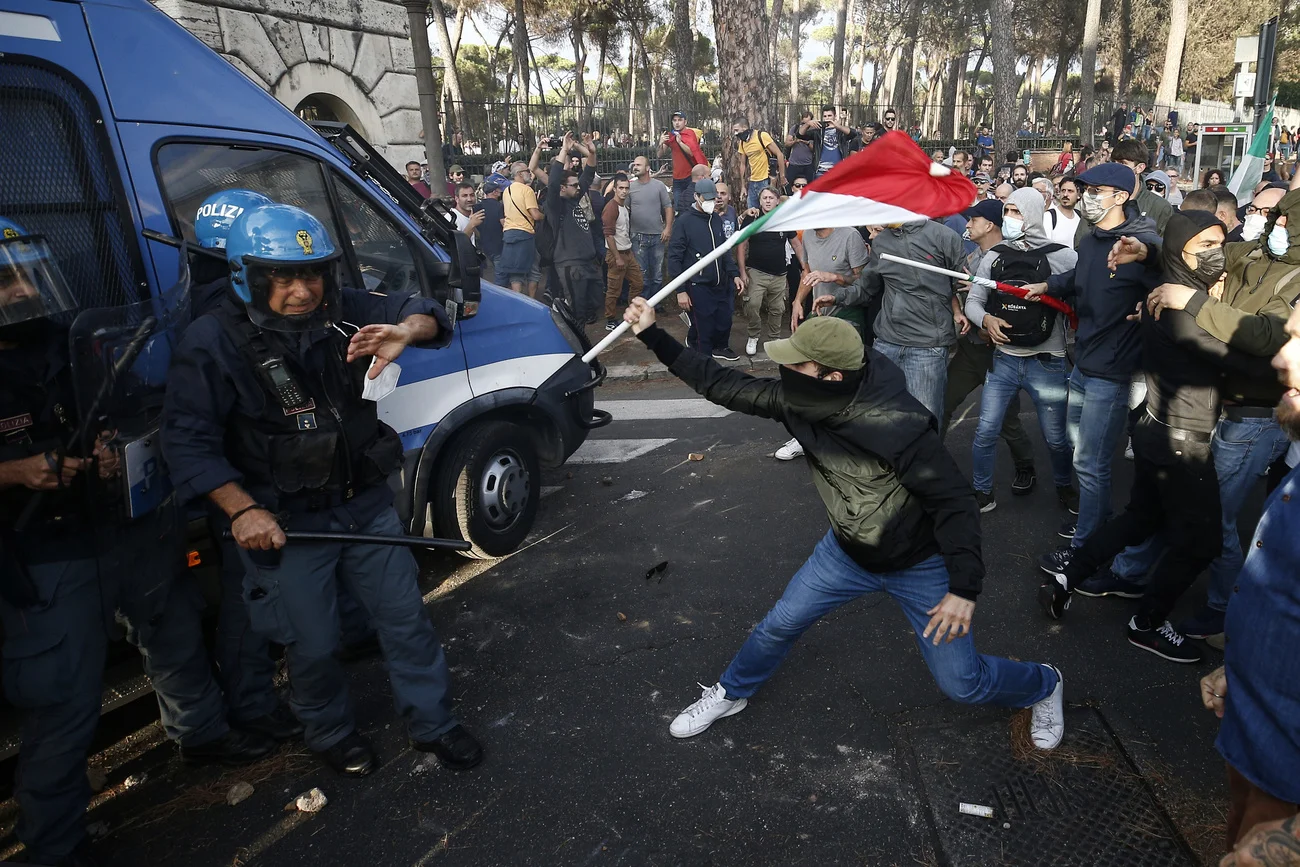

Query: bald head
(1251, 187), (1286, 216)
(690, 164), (710, 182)
(995, 183), (1013, 203)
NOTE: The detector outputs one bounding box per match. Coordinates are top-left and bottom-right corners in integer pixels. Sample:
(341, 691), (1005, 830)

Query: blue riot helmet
(194, 189), (274, 249)
(225, 203), (344, 332)
(0, 217), (77, 338)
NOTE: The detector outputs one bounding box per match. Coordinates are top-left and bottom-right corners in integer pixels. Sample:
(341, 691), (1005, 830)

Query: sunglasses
(1145, 182), (1165, 192)
(792, 182), (808, 189)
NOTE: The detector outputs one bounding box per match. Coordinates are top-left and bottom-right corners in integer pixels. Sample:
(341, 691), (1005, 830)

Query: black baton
(221, 530), (472, 552)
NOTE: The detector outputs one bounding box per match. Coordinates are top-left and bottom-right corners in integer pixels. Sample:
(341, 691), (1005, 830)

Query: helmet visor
(0, 235), (77, 326)
(239, 254), (344, 332)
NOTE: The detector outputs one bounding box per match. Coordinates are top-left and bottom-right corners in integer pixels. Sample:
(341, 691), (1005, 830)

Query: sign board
(1234, 72), (1257, 99)
(1202, 125), (1250, 134)
(1234, 34), (1259, 64)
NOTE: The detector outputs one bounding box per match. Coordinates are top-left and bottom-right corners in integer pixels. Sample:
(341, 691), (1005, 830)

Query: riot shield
(70, 266), (191, 521)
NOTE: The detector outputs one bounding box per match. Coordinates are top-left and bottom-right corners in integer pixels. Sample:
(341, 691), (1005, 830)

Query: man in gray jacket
(809, 219), (968, 425)
(964, 188), (1078, 514)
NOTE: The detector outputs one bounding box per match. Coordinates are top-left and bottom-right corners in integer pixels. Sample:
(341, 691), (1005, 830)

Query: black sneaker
(605, 319), (617, 331)
(1057, 519), (1076, 539)
(1056, 485), (1079, 514)
(712, 347), (740, 361)
(1038, 574), (1072, 620)
(1074, 571), (1145, 598)
(975, 490), (996, 513)
(1126, 617), (1202, 663)
(316, 731), (377, 777)
(1038, 546), (1074, 575)
(1011, 466), (1037, 496)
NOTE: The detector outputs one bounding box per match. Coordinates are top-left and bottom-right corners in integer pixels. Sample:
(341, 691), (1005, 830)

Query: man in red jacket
(660, 110), (708, 215)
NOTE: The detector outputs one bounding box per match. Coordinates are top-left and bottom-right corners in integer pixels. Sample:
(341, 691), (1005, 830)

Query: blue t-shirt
(817, 126), (842, 174)
(719, 206), (738, 239)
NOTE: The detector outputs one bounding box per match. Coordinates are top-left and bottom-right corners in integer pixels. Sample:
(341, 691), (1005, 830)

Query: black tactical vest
(209, 301), (402, 507)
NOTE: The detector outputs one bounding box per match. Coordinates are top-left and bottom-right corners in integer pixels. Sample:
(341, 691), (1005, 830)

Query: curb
(604, 355), (780, 382)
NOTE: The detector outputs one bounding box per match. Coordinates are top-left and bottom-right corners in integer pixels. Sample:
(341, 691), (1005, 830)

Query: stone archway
(272, 62), (387, 147)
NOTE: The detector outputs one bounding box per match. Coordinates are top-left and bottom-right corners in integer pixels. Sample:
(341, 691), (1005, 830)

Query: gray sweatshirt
(964, 188), (1077, 356)
(830, 219), (966, 348)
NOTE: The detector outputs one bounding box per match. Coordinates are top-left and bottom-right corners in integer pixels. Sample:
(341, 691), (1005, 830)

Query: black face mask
(778, 364), (864, 422)
(0, 317), (53, 346)
(1193, 247), (1226, 286)
(735, 130), (751, 141)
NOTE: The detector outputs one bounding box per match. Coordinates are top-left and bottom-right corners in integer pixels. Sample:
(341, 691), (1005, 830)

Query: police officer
(191, 190), (377, 744)
(161, 203), (482, 776)
(0, 218), (273, 867)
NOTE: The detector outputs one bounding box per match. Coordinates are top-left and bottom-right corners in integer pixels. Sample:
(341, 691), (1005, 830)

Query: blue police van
(0, 0), (609, 564)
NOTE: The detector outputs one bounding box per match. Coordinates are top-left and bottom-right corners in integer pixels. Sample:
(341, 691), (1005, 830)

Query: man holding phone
(659, 110), (708, 214)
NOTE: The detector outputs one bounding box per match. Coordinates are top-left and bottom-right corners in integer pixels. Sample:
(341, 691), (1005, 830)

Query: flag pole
(878, 253), (993, 288)
(581, 205), (784, 363)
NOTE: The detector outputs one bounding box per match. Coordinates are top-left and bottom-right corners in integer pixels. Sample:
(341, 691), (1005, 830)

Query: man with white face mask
(666, 178), (745, 359)
(1240, 186), (1287, 243)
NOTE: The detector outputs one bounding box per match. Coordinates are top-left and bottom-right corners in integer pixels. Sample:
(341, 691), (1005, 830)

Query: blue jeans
(1066, 368), (1130, 547)
(631, 232), (664, 299)
(873, 340), (949, 429)
(720, 532), (1056, 707)
(684, 282), (734, 355)
(237, 506), (457, 750)
(972, 351), (1073, 493)
(746, 179), (769, 209)
(672, 177), (693, 213)
(1111, 415), (1289, 612)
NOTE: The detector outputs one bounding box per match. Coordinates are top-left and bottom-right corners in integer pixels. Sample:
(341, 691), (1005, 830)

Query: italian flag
(1227, 100), (1276, 205)
(583, 131), (976, 362)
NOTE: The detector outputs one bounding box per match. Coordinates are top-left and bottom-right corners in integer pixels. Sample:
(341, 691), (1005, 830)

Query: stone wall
(152, 0), (423, 168)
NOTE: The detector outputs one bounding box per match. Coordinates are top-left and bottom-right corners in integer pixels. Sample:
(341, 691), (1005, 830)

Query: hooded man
(666, 178), (744, 360)
(1038, 211), (1276, 664)
(618, 301), (1066, 752)
(964, 189), (1078, 514)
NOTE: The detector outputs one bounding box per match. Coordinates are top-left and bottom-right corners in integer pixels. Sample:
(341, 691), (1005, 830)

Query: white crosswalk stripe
(594, 398), (732, 421)
(568, 438), (677, 465)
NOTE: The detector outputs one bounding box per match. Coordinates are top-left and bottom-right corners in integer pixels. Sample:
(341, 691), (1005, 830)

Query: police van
(0, 0), (610, 565)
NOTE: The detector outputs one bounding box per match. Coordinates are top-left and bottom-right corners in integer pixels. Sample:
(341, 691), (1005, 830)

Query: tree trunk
(830, 0), (850, 107)
(512, 0), (530, 137)
(572, 28), (588, 129)
(1017, 56), (1039, 127)
(988, 0), (1017, 165)
(769, 0), (785, 74)
(789, 0), (801, 106)
(1117, 0), (1133, 98)
(1047, 28), (1072, 130)
(711, 0), (774, 186)
(1078, 0), (1101, 142)
(673, 0), (694, 109)
(1155, 0), (1188, 109)
(940, 21), (966, 140)
(853, 17), (868, 105)
(893, 0), (922, 127)
(427, 1), (464, 129)
(451, 0), (466, 56)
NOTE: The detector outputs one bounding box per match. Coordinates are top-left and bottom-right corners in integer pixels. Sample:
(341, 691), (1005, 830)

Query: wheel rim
(476, 449), (530, 531)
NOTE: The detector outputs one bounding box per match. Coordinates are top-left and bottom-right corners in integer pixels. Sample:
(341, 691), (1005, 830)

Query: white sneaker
(745, 337), (758, 356)
(1030, 664), (1065, 750)
(669, 683), (747, 738)
(774, 437), (804, 461)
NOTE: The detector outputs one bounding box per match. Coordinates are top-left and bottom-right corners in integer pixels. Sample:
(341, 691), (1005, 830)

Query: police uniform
(161, 205), (473, 769)
(0, 219), (268, 865)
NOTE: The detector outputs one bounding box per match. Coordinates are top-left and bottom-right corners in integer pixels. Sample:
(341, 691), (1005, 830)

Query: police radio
(259, 357), (310, 411)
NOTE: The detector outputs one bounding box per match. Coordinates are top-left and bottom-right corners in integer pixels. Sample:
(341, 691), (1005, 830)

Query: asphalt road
(42, 375), (1241, 867)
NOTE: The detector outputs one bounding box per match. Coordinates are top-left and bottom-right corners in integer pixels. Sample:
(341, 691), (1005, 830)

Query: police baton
(11, 315), (157, 534)
(220, 530), (472, 552)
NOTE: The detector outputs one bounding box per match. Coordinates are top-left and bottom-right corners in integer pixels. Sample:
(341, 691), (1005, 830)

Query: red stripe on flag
(804, 131), (977, 219)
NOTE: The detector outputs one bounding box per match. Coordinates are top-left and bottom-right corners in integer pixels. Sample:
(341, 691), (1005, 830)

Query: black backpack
(986, 243), (1065, 346)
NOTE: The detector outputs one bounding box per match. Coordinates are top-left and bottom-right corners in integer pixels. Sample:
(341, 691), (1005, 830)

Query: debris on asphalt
(618, 489), (648, 501)
(645, 560), (669, 582)
(290, 788), (328, 813)
(616, 611), (627, 622)
(122, 773), (147, 789)
(688, 453), (704, 461)
(1003, 822), (1012, 830)
(87, 767), (108, 793)
(226, 782), (255, 806)
(958, 802), (995, 818)
(87, 821), (109, 840)
(600, 476), (613, 486)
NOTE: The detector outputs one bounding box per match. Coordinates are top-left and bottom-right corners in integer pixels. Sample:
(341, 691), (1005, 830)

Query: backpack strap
(1047, 209), (1058, 230)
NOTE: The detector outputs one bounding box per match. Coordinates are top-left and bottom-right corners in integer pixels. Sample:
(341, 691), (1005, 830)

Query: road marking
(595, 399), (732, 421)
(568, 438), (676, 464)
(541, 486), (563, 499)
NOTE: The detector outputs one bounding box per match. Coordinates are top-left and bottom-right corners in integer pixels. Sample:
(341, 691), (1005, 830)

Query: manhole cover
(909, 707), (1197, 867)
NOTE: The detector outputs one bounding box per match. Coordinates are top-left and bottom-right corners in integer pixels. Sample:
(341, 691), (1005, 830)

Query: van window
(331, 180), (421, 297)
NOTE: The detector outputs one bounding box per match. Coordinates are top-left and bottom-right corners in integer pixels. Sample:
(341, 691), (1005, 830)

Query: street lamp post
(403, 0), (446, 196)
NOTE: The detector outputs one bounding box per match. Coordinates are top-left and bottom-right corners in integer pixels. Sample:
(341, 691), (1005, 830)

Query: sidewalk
(582, 305), (785, 382)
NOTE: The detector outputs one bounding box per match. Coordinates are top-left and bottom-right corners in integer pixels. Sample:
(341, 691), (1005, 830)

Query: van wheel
(430, 421), (539, 559)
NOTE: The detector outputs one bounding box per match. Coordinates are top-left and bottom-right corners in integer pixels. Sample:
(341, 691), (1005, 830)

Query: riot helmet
(195, 189), (274, 249)
(225, 203), (344, 332)
(0, 216), (77, 341)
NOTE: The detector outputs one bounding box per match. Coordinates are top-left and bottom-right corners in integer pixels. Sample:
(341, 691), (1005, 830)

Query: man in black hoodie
(1038, 211), (1276, 663)
(667, 178), (745, 360)
(618, 300), (1066, 750)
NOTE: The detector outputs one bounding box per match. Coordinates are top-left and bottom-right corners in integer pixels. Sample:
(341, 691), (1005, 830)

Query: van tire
(430, 421), (539, 559)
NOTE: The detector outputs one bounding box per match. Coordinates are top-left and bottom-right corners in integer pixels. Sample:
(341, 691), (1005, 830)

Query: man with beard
(1199, 299), (1300, 850)
(617, 301), (1066, 752)
(1011, 164), (1029, 189)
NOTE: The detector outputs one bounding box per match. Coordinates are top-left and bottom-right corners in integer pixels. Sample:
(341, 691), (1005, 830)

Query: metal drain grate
(910, 707), (1198, 867)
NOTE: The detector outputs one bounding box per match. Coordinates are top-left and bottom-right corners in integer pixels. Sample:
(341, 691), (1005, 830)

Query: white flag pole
(878, 253), (994, 288)
(581, 206), (781, 363)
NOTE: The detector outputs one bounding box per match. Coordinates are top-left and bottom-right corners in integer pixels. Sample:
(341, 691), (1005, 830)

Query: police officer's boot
(411, 724), (484, 771)
(179, 728), (276, 766)
(233, 702), (305, 742)
(316, 731), (376, 777)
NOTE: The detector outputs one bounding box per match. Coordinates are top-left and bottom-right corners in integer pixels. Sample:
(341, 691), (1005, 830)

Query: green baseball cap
(764, 316), (864, 371)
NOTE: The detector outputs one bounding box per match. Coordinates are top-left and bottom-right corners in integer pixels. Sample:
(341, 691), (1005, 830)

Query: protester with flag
(618, 299), (1066, 749)
(1228, 102), (1278, 205)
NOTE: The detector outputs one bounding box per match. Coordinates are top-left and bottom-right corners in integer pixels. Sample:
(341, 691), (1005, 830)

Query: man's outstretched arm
(624, 299), (785, 421)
